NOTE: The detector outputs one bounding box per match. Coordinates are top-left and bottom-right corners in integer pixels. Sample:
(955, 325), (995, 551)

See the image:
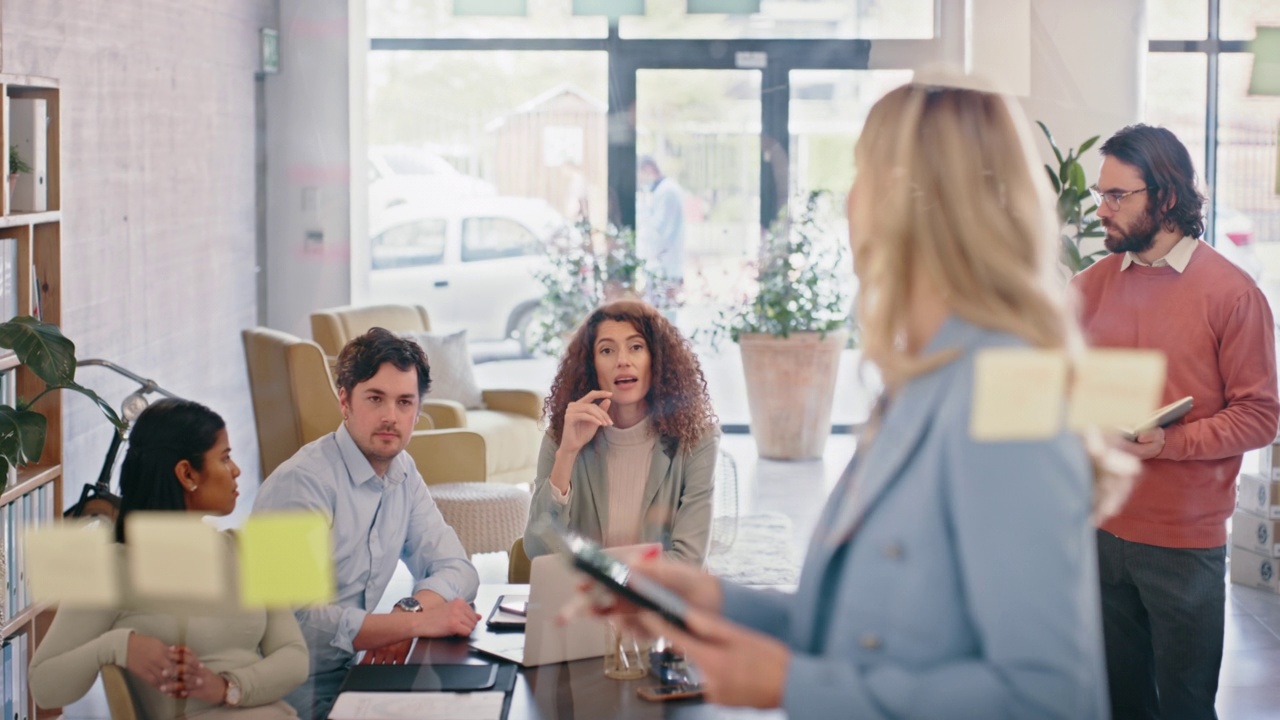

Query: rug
(707, 511), (800, 586)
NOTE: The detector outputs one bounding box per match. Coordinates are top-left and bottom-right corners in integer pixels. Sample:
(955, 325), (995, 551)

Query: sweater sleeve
(29, 608), (130, 709)
(1160, 287), (1280, 461)
(222, 608), (310, 707)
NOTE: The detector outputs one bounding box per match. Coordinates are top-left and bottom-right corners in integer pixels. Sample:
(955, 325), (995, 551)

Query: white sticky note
(26, 521), (119, 607)
(126, 513), (227, 603)
(970, 348), (1068, 441)
(1068, 349), (1167, 431)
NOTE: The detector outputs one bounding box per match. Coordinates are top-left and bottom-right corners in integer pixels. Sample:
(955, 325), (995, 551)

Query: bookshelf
(0, 74), (61, 720)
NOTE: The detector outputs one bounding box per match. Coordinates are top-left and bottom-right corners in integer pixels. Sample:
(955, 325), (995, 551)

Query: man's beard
(1103, 211), (1160, 255)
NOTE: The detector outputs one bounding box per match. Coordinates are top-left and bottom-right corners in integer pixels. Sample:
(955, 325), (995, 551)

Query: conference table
(353, 584), (785, 720)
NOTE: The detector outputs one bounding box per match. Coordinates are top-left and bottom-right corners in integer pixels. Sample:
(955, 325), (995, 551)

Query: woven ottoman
(429, 482), (532, 557)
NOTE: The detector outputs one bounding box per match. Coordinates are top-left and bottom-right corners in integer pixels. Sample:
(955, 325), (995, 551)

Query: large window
(1147, 0), (1279, 287)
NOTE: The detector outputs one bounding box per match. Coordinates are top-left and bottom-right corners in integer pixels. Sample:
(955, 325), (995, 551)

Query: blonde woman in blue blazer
(602, 78), (1127, 719)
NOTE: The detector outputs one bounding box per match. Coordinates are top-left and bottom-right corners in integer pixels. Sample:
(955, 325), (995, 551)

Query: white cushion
(403, 330), (485, 410)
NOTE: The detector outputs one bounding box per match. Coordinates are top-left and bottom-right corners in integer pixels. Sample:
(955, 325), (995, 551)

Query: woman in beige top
(30, 399), (308, 719)
(524, 299), (720, 564)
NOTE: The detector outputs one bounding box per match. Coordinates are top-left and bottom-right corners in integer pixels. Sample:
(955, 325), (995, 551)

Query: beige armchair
(242, 327), (487, 485)
(310, 304), (543, 485)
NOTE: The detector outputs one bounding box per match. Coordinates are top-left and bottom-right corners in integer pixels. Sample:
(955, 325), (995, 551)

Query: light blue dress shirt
(252, 423), (479, 679)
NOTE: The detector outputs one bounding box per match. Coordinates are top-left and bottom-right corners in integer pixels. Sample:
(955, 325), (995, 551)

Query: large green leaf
(1078, 136), (1100, 155)
(0, 404), (44, 474)
(0, 317), (77, 387)
(49, 382), (126, 431)
(1036, 121), (1064, 166)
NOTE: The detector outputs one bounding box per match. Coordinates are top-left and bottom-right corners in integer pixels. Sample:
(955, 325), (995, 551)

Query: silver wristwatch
(394, 596), (423, 613)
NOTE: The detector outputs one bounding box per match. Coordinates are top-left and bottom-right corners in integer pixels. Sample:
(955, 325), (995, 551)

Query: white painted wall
(1015, 0), (1146, 174)
(264, 0), (365, 337)
(2, 0), (277, 513)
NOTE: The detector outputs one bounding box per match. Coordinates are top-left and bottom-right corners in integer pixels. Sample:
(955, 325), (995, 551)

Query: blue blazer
(720, 316), (1108, 719)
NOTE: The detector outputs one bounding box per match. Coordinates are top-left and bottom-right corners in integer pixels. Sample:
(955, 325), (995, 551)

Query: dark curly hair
(1100, 124), (1205, 240)
(336, 327), (431, 398)
(545, 300), (717, 451)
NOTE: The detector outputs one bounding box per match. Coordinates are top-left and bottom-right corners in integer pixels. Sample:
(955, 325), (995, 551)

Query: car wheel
(513, 305), (538, 358)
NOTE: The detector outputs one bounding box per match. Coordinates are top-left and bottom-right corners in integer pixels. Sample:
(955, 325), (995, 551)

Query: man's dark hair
(335, 327), (431, 398)
(1099, 124), (1205, 239)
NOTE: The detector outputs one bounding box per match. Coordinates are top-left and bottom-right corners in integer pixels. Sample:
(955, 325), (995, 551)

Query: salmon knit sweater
(1073, 241), (1280, 548)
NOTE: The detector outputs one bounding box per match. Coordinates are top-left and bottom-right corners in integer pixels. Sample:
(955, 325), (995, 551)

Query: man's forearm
(351, 612), (424, 652)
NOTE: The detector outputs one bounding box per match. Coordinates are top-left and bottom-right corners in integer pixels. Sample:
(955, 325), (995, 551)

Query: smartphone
(637, 684), (704, 702)
(498, 599), (527, 616)
(533, 521), (691, 632)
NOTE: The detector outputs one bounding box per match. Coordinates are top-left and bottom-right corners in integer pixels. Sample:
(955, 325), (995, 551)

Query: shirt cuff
(414, 576), (462, 603)
(333, 606), (369, 655)
(550, 483), (571, 505)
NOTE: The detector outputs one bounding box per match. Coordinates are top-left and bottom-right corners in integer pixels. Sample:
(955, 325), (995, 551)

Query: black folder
(339, 663), (513, 693)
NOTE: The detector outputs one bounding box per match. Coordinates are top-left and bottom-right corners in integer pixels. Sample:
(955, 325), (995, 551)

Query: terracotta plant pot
(738, 329), (849, 460)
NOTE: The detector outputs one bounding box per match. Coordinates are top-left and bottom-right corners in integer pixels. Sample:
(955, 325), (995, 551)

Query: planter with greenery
(527, 221), (679, 357)
(1037, 122), (1105, 273)
(0, 316), (125, 490)
(709, 191), (853, 460)
(8, 145), (31, 205)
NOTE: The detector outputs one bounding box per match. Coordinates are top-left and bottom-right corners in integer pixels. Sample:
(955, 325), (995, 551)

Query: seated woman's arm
(221, 608), (310, 707)
(524, 434), (570, 558)
(665, 428), (720, 565)
(29, 608), (128, 709)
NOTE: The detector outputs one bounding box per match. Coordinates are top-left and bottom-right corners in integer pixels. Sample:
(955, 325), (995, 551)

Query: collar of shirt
(1121, 234), (1197, 273)
(334, 423), (410, 486)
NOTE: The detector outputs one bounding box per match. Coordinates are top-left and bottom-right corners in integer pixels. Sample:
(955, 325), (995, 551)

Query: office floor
(61, 433), (1280, 719)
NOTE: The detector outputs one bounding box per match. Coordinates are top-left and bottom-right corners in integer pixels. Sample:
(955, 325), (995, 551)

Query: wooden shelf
(0, 211), (60, 229)
(0, 75), (57, 90)
(0, 602), (42, 638)
(0, 464), (61, 507)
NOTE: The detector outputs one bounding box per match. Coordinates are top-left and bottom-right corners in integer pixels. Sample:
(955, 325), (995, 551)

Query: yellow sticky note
(970, 348), (1068, 441)
(126, 513), (228, 602)
(26, 521), (119, 607)
(1068, 349), (1167, 431)
(238, 511), (334, 608)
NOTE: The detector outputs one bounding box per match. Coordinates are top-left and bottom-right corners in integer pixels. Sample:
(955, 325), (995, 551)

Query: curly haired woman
(522, 299), (719, 565)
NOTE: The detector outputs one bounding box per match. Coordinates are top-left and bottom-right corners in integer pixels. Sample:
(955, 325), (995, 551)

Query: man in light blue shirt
(253, 327), (480, 719)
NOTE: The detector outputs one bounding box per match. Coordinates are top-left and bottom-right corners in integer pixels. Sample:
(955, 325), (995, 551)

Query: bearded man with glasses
(1072, 124), (1280, 720)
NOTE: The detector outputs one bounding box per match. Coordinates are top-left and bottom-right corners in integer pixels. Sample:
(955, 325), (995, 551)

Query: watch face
(223, 676), (242, 706)
(396, 597), (423, 612)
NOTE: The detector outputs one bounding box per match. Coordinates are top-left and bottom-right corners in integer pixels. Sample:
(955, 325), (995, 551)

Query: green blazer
(523, 426), (720, 565)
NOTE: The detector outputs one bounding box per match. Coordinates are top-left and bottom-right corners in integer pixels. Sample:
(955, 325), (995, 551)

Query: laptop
(470, 545), (654, 666)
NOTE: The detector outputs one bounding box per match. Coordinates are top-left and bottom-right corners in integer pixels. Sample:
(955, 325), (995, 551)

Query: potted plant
(8, 146), (31, 206)
(528, 221), (679, 357)
(1037, 122), (1105, 273)
(708, 191), (853, 460)
(0, 316), (125, 490)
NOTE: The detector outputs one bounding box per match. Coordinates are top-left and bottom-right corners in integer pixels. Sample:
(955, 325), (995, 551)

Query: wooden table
(354, 584), (784, 720)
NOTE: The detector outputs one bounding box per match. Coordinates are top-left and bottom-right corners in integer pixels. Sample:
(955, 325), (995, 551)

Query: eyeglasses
(1088, 185), (1153, 212)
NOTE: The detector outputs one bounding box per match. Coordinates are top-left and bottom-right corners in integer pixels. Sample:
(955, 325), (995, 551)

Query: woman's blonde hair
(850, 77), (1133, 523)
(851, 79), (1080, 386)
